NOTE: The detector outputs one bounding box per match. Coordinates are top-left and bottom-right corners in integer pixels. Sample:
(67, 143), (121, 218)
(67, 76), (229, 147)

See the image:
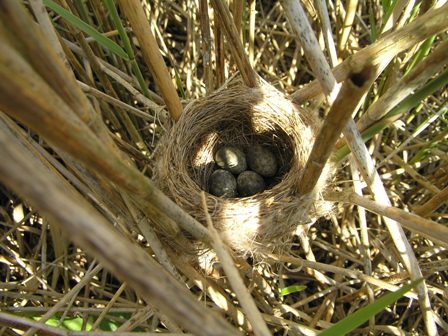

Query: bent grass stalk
(103, 0), (151, 99)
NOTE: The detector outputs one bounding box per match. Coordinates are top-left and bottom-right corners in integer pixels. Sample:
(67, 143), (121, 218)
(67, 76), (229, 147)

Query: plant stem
(116, 0), (183, 121)
(103, 0), (150, 99)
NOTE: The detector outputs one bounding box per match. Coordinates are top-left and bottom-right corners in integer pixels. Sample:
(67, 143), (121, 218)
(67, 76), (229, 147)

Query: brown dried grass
(155, 77), (333, 254)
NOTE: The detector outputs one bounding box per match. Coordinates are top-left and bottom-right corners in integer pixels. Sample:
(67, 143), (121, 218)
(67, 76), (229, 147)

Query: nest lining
(155, 79), (332, 254)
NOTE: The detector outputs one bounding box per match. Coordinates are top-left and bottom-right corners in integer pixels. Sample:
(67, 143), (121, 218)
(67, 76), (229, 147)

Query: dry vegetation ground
(0, 1), (447, 335)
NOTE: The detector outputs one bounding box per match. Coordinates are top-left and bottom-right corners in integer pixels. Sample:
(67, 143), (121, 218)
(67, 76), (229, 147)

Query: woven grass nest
(155, 78), (333, 254)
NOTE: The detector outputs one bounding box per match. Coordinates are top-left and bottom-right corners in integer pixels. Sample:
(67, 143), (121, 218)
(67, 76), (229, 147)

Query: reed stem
(117, 0), (183, 121)
(210, 0), (257, 88)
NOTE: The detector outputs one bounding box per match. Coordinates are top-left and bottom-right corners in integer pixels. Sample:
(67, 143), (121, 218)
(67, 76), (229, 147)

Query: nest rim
(155, 78), (332, 254)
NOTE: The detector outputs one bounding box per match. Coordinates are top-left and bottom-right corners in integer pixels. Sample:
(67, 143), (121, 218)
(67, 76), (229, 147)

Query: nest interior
(155, 79), (332, 254)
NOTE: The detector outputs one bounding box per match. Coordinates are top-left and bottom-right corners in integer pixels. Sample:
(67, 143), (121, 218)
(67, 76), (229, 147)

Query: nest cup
(155, 79), (332, 254)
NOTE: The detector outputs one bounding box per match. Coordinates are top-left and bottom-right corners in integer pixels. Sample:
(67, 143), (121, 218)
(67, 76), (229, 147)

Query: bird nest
(154, 78), (333, 254)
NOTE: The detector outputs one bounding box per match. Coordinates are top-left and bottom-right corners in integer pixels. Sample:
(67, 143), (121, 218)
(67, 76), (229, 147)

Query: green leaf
(381, 0), (398, 28)
(318, 279), (423, 336)
(405, 35), (436, 75)
(174, 68), (186, 99)
(31, 314), (126, 332)
(33, 315), (94, 331)
(280, 284), (307, 297)
(368, 9), (378, 43)
(43, 0), (129, 61)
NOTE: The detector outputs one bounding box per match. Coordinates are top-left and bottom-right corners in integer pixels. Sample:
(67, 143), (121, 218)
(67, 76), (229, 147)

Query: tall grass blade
(43, 0), (129, 61)
(368, 6), (378, 42)
(405, 36), (436, 75)
(174, 69), (186, 99)
(381, 0), (397, 30)
(334, 68), (448, 161)
(103, 0), (150, 98)
(318, 279), (423, 336)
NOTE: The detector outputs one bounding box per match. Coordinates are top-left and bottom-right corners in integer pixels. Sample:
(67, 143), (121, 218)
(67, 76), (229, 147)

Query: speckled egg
(237, 171), (265, 197)
(209, 169), (237, 198)
(246, 144), (278, 177)
(214, 145), (247, 174)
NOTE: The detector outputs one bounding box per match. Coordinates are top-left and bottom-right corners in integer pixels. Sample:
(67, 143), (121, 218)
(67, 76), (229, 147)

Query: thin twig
(314, 0), (339, 67)
(210, 0), (257, 87)
(248, 0), (256, 65)
(349, 159), (375, 328)
(199, 0), (213, 92)
(383, 145), (441, 194)
(77, 81), (158, 121)
(171, 253), (250, 331)
(90, 283), (128, 330)
(292, 3), (448, 103)
(413, 185), (448, 217)
(213, 14), (225, 87)
(337, 0), (358, 53)
(325, 190), (448, 248)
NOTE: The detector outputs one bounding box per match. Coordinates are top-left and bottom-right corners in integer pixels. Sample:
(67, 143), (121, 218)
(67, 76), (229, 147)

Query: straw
(210, 0), (257, 87)
(117, 0), (183, 121)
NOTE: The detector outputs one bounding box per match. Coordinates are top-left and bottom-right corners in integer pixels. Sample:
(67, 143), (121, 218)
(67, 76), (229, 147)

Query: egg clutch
(209, 144), (279, 198)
